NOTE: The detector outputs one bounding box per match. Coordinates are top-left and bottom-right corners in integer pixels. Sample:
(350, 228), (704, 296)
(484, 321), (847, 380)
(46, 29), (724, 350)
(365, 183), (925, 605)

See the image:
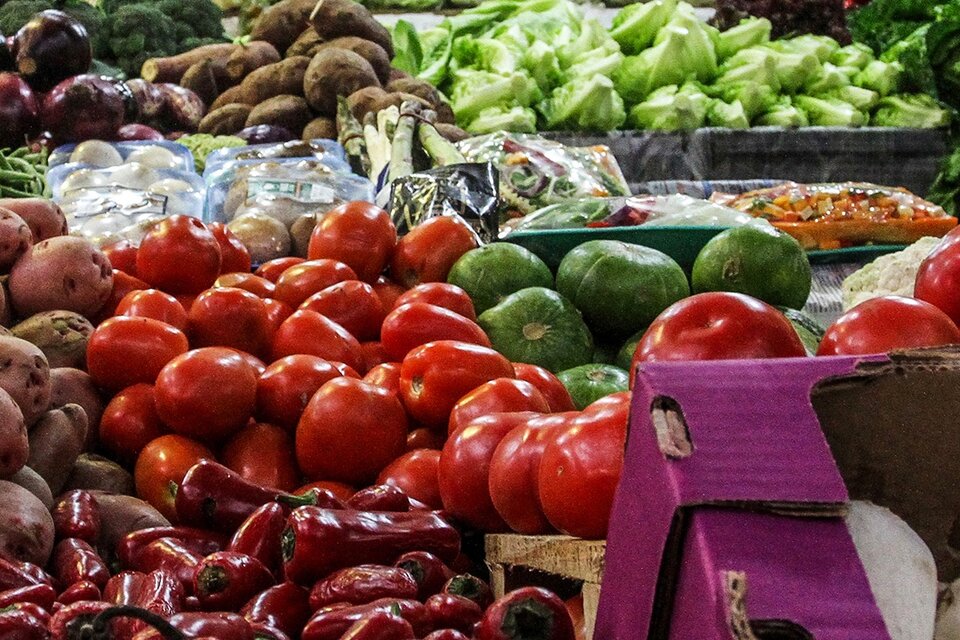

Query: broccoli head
(157, 0), (226, 49)
(105, 4), (178, 77)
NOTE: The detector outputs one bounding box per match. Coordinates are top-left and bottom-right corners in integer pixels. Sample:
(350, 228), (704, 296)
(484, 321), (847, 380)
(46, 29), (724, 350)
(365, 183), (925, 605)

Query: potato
(0, 199), (67, 242)
(27, 404), (87, 495)
(436, 122), (470, 143)
(304, 48), (380, 117)
(287, 27), (322, 58)
(290, 213), (318, 258)
(388, 68), (412, 84)
(347, 86), (389, 122)
(0, 279), (11, 328)
(317, 37), (391, 86)
(246, 95), (313, 137)
(0, 336), (50, 426)
(303, 117), (337, 141)
(0, 208), (32, 271)
(64, 453), (135, 496)
(199, 104), (254, 136)
(7, 466), (51, 510)
(251, 0), (317, 53)
(49, 368), (102, 450)
(12, 311), (94, 369)
(309, 0), (394, 58)
(0, 388), (25, 479)
(9, 236), (113, 319)
(0, 479), (54, 566)
(227, 214), (292, 264)
(91, 492), (170, 556)
(179, 59), (220, 109)
(239, 56), (310, 105)
(386, 77), (444, 109)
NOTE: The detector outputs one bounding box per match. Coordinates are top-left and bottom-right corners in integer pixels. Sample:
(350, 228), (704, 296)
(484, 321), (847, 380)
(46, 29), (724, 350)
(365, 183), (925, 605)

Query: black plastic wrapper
(388, 162), (500, 242)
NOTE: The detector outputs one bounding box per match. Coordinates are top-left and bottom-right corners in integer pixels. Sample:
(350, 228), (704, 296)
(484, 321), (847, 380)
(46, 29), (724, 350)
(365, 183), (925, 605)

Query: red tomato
(817, 295), (960, 356)
(377, 449), (442, 509)
(134, 434), (213, 521)
(99, 383), (166, 464)
(296, 377), (407, 484)
(633, 292), (806, 367)
(390, 216), (479, 288)
(330, 362), (361, 378)
(136, 216), (221, 294)
(488, 413), (574, 535)
(363, 362), (402, 395)
(538, 408), (628, 539)
(256, 355), (342, 430)
(394, 283), (477, 321)
(406, 427), (444, 451)
(274, 259), (358, 309)
(263, 298), (293, 331)
(447, 378), (549, 435)
(175, 294), (196, 314)
(915, 229), (960, 324)
(188, 287), (274, 359)
(372, 276), (406, 311)
(512, 363), (576, 413)
(271, 310), (364, 373)
(102, 240), (138, 276)
(95, 270), (150, 323)
(360, 342), (388, 371)
(400, 341), (515, 428)
(295, 480), (354, 502)
(307, 202), (397, 283)
(230, 349), (266, 376)
(438, 412), (537, 532)
(382, 303), (491, 362)
(87, 316), (189, 391)
(299, 280), (385, 341)
(154, 347), (258, 443)
(582, 391), (631, 418)
(115, 289), (188, 330)
(256, 257), (304, 283)
(214, 273), (276, 298)
(209, 222), (252, 275)
(566, 595), (587, 640)
(221, 422), (300, 492)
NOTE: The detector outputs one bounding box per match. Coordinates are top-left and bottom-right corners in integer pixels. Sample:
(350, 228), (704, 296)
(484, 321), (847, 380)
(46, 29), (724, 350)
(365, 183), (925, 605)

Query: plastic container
(49, 139), (195, 173)
(203, 139), (349, 178)
(48, 162), (205, 200)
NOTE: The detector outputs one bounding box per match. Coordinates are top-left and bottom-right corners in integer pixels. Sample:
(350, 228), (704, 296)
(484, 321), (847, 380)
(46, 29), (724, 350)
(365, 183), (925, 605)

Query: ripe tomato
(221, 422), (300, 492)
(134, 434), (213, 521)
(489, 413), (574, 535)
(296, 377), (407, 484)
(363, 362), (402, 395)
(209, 222), (252, 275)
(538, 408), (627, 539)
(406, 427), (444, 451)
(512, 363), (576, 413)
(915, 229), (960, 324)
(566, 595), (587, 640)
(633, 292), (806, 367)
(256, 257), (304, 283)
(115, 289), (188, 330)
(256, 355), (342, 430)
(377, 449), (442, 510)
(360, 342), (388, 371)
(263, 298), (293, 331)
(175, 294), (196, 314)
(136, 216), (221, 295)
(438, 412), (537, 531)
(372, 276), (406, 311)
(382, 303), (491, 362)
(230, 349), (266, 376)
(154, 347), (258, 443)
(447, 378), (549, 435)
(271, 310), (364, 373)
(274, 259), (358, 309)
(394, 283), (477, 321)
(817, 295), (960, 356)
(330, 362), (361, 378)
(102, 240), (138, 276)
(296, 480), (354, 502)
(99, 383), (166, 464)
(95, 270), (150, 323)
(87, 316), (189, 391)
(188, 287), (273, 359)
(214, 273), (276, 298)
(390, 216), (479, 288)
(400, 341), (515, 428)
(307, 202), (396, 283)
(299, 280), (385, 341)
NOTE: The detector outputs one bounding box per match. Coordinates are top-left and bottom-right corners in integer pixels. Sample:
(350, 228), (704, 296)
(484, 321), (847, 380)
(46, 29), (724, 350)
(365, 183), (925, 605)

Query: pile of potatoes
(156, 0), (465, 142)
(0, 199), (168, 571)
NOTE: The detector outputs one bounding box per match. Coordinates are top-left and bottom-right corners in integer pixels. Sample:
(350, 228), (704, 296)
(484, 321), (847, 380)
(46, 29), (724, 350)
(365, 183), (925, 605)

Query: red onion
(236, 125), (296, 144)
(41, 74), (124, 144)
(0, 72), (39, 148)
(116, 123), (164, 141)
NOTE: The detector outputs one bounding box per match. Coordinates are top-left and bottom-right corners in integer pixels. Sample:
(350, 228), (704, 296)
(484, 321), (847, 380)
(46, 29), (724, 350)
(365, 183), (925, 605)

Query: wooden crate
(485, 535), (606, 640)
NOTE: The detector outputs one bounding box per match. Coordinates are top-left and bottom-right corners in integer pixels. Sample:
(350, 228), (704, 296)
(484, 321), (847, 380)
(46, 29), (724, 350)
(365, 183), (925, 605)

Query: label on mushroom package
(246, 179), (338, 205)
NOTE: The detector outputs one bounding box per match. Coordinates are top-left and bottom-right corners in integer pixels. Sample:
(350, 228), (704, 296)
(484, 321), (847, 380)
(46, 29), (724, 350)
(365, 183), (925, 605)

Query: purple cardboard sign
(595, 356), (890, 640)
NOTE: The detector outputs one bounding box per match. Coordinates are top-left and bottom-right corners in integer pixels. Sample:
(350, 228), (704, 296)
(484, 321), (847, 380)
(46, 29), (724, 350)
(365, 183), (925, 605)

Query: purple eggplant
(14, 10), (91, 91)
(236, 125), (296, 144)
(41, 74), (124, 144)
(0, 72), (39, 148)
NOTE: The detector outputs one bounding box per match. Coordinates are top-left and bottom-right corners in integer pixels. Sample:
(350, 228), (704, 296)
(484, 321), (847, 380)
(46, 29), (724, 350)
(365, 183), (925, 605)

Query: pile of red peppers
(0, 460), (578, 640)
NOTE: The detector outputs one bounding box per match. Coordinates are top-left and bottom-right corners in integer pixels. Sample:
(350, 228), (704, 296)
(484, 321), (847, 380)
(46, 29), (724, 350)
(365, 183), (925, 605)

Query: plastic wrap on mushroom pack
(49, 140), (196, 172)
(456, 132), (630, 220)
(202, 139), (350, 179)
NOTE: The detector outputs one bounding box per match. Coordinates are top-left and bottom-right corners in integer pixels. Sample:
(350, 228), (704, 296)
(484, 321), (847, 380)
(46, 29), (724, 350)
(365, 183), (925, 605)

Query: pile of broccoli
(0, 0), (227, 78)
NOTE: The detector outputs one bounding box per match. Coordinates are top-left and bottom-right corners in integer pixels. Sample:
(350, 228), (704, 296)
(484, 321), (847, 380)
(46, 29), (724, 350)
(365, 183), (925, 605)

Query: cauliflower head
(841, 236), (942, 311)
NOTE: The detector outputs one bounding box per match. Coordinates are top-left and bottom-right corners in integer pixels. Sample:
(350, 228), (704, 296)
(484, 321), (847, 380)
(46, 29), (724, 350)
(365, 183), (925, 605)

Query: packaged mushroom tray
(202, 139), (349, 178)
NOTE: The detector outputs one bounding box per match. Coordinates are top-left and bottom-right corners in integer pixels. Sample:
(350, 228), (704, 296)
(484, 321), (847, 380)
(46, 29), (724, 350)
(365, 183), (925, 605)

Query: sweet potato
(9, 236), (113, 319)
(141, 43), (239, 84)
(91, 492), (170, 556)
(0, 388), (25, 479)
(303, 116), (337, 141)
(0, 336), (50, 426)
(238, 56), (310, 105)
(226, 41), (281, 82)
(27, 404), (87, 495)
(0, 279), (12, 329)
(318, 37), (391, 86)
(304, 48), (380, 116)
(199, 104), (254, 136)
(49, 368), (102, 449)
(210, 85), (244, 111)
(287, 27), (322, 58)
(179, 60), (220, 109)
(64, 454), (135, 496)
(0, 480), (54, 566)
(7, 466), (51, 510)
(251, 0), (317, 53)
(309, 0), (394, 58)
(0, 199), (67, 242)
(0, 208), (31, 271)
(246, 95), (313, 137)
(12, 311), (93, 369)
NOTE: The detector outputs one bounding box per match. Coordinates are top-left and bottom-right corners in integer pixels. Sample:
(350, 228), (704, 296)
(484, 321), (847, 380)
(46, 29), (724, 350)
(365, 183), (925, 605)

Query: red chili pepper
(117, 527), (228, 569)
(347, 485), (410, 512)
(340, 610), (415, 640)
(425, 593), (483, 634)
(248, 620), (292, 640)
(193, 551), (274, 611)
(423, 630), (470, 640)
(394, 552), (456, 600)
(48, 600), (112, 640)
(0, 583), (56, 611)
(282, 508), (460, 586)
(0, 558), (43, 592)
(130, 538), (202, 593)
(241, 582), (311, 639)
(104, 570), (184, 640)
(228, 502), (288, 575)
(57, 581), (101, 605)
(0, 602), (49, 640)
(175, 460), (341, 533)
(309, 564), (418, 610)
(52, 490), (101, 544)
(15, 562), (56, 590)
(52, 538), (110, 589)
(442, 575), (493, 610)
(131, 611), (256, 640)
(302, 599), (429, 640)
(475, 587), (574, 640)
